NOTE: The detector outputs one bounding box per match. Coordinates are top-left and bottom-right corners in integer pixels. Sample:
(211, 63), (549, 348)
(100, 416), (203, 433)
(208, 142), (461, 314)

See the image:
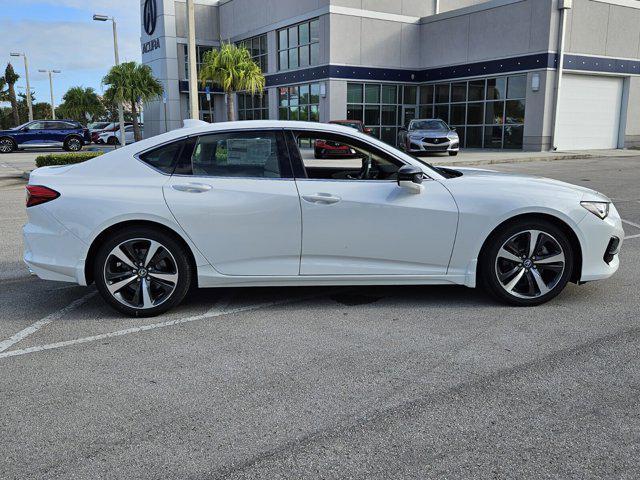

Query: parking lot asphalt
(1, 155), (639, 479)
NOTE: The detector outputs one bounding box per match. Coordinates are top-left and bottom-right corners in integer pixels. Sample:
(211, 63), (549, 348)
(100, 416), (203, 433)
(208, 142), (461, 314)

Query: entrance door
(403, 107), (417, 128)
(163, 130), (302, 276)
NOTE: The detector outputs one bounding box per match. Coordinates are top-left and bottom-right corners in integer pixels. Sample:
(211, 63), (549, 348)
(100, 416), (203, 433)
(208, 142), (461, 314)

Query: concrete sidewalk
(434, 148), (639, 166)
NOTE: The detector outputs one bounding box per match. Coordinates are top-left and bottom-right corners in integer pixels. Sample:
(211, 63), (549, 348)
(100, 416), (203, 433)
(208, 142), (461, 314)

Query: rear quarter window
(138, 140), (185, 175)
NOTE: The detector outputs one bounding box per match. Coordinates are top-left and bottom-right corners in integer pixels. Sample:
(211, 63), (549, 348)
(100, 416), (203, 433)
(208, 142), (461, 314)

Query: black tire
(107, 136), (119, 146)
(314, 148), (324, 159)
(93, 227), (193, 317)
(63, 136), (83, 152)
(0, 137), (16, 154)
(480, 219), (574, 306)
(448, 151), (458, 156)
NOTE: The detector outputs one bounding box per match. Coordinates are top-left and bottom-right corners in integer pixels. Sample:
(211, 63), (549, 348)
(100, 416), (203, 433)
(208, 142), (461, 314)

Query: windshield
(406, 153), (460, 179)
(11, 122), (31, 130)
(410, 120), (448, 131)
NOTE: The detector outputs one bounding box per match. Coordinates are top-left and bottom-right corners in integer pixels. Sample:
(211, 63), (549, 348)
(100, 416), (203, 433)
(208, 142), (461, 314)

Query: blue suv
(0, 120), (90, 154)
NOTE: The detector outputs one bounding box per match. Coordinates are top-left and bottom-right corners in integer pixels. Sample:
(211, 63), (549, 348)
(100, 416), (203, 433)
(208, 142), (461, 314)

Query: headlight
(581, 201), (610, 219)
(447, 133), (459, 141)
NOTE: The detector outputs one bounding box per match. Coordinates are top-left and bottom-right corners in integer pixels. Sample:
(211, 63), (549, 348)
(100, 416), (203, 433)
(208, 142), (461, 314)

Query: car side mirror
(450, 127), (457, 132)
(363, 127), (373, 135)
(397, 165), (424, 194)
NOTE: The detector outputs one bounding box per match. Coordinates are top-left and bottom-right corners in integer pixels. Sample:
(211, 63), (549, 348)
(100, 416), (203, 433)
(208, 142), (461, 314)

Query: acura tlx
(23, 120), (623, 317)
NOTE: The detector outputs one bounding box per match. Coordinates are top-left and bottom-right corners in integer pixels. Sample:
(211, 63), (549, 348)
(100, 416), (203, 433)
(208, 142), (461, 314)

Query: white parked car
(97, 125), (140, 145)
(24, 120), (623, 316)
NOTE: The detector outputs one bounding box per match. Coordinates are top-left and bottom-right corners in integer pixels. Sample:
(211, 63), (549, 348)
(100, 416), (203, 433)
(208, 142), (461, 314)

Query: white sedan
(23, 120), (624, 316)
(97, 125), (139, 145)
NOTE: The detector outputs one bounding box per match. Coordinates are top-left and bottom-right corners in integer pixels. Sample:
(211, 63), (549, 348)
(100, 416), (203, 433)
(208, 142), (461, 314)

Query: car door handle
(172, 183), (212, 193)
(301, 193), (341, 205)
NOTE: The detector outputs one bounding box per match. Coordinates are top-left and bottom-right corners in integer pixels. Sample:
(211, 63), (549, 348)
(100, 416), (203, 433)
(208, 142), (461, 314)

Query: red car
(314, 120), (372, 159)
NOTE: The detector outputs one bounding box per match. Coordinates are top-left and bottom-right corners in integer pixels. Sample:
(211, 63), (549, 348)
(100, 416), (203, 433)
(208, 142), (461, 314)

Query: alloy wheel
(67, 138), (82, 151)
(0, 139), (14, 153)
(494, 229), (566, 299)
(103, 238), (179, 310)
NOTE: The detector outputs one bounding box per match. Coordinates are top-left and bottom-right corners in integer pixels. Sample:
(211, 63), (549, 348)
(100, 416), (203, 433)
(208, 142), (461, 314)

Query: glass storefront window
(237, 34), (268, 73)
(417, 74), (525, 149)
(278, 82), (321, 121)
(237, 91), (269, 121)
(365, 84), (380, 104)
(278, 19), (320, 71)
(486, 77), (507, 100)
(507, 75), (527, 99)
(403, 86), (417, 105)
(381, 85), (397, 104)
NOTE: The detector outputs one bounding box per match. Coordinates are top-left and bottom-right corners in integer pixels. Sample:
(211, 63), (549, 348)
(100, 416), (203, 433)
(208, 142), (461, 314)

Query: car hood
(410, 129), (455, 137)
(442, 166), (609, 201)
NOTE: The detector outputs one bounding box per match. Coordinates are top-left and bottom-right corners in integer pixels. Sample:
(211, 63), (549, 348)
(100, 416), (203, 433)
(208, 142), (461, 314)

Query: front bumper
(408, 138), (459, 153)
(577, 203), (624, 282)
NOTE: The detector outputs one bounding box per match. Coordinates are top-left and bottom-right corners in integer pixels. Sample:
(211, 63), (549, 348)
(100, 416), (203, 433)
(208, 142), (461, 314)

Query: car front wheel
(94, 228), (193, 317)
(480, 219), (574, 306)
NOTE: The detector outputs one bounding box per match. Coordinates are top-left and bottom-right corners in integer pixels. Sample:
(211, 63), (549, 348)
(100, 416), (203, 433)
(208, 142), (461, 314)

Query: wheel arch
(84, 220), (198, 286)
(477, 212), (583, 284)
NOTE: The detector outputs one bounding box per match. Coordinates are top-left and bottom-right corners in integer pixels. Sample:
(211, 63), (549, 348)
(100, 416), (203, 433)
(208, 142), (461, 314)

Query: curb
(436, 153), (598, 167)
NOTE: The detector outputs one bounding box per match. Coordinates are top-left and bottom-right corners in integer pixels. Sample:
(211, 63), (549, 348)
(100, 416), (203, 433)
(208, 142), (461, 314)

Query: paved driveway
(1, 156), (639, 479)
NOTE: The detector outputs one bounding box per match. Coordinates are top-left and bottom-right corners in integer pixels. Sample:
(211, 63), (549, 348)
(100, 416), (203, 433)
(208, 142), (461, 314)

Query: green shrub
(35, 151), (104, 168)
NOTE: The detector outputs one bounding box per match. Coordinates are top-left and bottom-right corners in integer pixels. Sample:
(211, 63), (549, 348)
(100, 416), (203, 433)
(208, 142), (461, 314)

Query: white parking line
(623, 219), (640, 230)
(0, 292), (96, 353)
(625, 233), (640, 240)
(0, 292), (320, 360)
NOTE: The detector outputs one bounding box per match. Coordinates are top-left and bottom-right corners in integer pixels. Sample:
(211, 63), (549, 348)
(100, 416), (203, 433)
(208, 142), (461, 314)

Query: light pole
(10, 52), (33, 122)
(38, 69), (61, 120)
(186, 0), (199, 119)
(93, 14), (126, 147)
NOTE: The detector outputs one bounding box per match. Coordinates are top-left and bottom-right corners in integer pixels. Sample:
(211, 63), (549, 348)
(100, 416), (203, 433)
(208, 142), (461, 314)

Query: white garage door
(556, 74), (624, 150)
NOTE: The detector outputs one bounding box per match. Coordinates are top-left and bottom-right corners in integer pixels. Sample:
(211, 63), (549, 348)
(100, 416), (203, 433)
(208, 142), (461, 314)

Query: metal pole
(435, 0), (440, 14)
(550, 1), (572, 151)
(112, 18), (127, 147)
(48, 71), (56, 120)
(186, 0), (200, 119)
(23, 55), (33, 122)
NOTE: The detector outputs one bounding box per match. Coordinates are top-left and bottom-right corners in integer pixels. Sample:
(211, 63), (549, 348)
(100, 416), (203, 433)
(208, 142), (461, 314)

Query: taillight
(26, 185), (60, 208)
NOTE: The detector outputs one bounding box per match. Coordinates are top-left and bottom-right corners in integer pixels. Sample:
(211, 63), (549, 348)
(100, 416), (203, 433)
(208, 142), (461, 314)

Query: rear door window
(187, 130), (292, 179)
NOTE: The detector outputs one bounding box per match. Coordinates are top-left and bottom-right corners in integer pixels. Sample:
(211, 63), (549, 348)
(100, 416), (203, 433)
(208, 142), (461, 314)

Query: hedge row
(35, 151), (104, 168)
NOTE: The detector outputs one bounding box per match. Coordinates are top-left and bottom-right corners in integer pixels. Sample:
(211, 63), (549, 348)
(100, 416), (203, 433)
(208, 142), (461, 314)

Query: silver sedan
(398, 119), (460, 156)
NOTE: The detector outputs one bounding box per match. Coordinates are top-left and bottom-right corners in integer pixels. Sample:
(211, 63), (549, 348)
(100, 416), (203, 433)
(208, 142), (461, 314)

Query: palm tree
(199, 43), (265, 122)
(103, 62), (163, 141)
(57, 87), (105, 124)
(4, 63), (20, 126)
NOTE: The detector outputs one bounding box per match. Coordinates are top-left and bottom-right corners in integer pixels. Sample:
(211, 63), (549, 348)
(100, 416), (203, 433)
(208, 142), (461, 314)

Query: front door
(290, 130), (458, 276)
(163, 130), (302, 276)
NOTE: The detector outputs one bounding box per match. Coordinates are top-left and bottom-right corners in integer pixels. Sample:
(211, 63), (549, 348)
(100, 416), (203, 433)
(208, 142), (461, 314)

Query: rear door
(163, 129), (302, 276)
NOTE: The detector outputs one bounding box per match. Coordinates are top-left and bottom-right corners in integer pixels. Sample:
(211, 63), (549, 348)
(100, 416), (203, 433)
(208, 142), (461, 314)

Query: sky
(0, 0), (141, 107)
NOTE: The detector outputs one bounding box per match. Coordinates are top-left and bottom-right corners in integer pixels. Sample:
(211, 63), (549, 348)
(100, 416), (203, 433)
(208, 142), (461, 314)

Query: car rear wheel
(0, 137), (16, 154)
(94, 228), (193, 317)
(107, 136), (119, 146)
(480, 219), (574, 306)
(64, 136), (83, 152)
(448, 151), (458, 156)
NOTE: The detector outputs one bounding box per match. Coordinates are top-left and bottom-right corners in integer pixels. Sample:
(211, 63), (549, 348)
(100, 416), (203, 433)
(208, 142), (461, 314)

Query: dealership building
(140, 0), (640, 151)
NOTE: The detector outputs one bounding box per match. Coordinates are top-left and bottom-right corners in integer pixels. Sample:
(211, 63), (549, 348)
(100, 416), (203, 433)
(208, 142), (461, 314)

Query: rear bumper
(23, 205), (88, 285)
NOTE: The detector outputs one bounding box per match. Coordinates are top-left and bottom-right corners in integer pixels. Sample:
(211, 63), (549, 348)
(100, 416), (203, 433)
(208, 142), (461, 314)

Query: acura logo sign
(143, 0), (157, 36)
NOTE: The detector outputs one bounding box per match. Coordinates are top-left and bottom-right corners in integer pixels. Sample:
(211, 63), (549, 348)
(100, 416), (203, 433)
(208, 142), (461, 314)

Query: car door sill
(197, 273), (469, 288)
